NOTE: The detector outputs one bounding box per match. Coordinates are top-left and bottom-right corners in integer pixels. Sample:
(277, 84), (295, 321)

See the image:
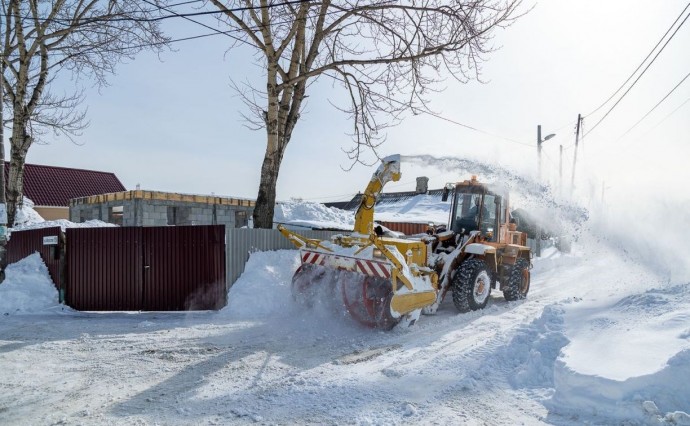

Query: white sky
(12, 0), (690, 205)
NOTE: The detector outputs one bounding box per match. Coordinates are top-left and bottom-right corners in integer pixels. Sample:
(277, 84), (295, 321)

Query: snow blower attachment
(278, 155), (532, 329)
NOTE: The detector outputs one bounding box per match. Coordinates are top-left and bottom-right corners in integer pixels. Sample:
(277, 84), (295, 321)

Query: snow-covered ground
(1, 181), (689, 425)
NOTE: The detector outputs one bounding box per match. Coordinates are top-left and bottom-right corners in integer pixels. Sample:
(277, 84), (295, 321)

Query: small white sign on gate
(43, 236), (59, 246)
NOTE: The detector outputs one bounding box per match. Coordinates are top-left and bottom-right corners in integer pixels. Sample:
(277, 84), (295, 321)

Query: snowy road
(1, 236), (689, 425)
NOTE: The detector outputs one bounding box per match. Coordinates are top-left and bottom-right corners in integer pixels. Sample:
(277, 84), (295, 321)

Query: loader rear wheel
(503, 258), (530, 302)
(452, 259), (492, 313)
(339, 271), (399, 330)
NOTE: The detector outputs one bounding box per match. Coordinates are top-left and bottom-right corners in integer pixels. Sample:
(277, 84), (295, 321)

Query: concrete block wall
(70, 205), (101, 222)
(216, 207), (234, 227)
(71, 199), (254, 227)
(141, 203), (168, 226)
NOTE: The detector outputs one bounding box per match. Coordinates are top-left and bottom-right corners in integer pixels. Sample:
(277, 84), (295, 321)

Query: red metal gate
(66, 226), (226, 311)
(6, 226), (65, 292)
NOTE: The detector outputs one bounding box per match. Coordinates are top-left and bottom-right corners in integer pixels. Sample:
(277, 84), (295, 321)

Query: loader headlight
(373, 248), (385, 259)
(486, 227), (494, 239)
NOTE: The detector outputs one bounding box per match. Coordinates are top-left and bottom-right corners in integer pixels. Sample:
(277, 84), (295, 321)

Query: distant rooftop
(326, 188), (445, 211)
(4, 162), (126, 207)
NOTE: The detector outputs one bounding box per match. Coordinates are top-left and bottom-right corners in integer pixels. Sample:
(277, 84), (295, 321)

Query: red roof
(4, 162), (126, 207)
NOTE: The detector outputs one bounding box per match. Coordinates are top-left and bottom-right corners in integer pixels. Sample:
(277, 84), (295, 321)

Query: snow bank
(0, 253), (62, 315)
(500, 305), (570, 389)
(221, 249), (375, 335)
(561, 284), (690, 381)
(7, 197), (115, 235)
(274, 199), (354, 230)
(275, 194), (448, 230)
(11, 219), (116, 233)
(498, 297), (690, 425)
(375, 193), (450, 225)
(548, 348), (690, 425)
(222, 250), (301, 319)
(13, 197), (45, 227)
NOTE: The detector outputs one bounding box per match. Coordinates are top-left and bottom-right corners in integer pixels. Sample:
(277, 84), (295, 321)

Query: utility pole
(0, 58), (6, 283)
(571, 114), (583, 194)
(536, 125), (542, 257)
(559, 144), (563, 197)
(537, 125), (556, 182)
(537, 125), (543, 181)
(535, 125), (555, 257)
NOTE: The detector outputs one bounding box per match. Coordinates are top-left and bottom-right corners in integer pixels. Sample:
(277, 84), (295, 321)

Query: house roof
(326, 188), (445, 211)
(4, 162), (126, 207)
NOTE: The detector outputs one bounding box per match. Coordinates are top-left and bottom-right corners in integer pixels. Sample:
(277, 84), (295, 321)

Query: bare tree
(208, 0), (523, 228)
(0, 0), (169, 226)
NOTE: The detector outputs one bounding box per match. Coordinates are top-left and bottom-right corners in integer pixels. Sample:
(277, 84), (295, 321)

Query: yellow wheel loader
(278, 155), (531, 328)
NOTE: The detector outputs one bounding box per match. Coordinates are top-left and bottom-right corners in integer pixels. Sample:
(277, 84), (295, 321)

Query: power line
(617, 70), (690, 140)
(583, 9), (690, 138)
(0, 0), (310, 25)
(647, 95), (690, 132)
(141, 0), (249, 47)
(584, 2), (690, 118)
(0, 1), (204, 24)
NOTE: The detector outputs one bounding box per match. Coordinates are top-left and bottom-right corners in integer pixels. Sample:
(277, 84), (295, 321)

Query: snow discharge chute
(278, 154), (533, 329)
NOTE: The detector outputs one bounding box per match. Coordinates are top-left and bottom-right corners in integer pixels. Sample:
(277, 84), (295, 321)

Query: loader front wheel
(452, 259), (492, 313)
(503, 258), (530, 302)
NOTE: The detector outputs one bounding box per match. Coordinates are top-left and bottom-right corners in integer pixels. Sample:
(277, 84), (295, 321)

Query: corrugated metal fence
(6, 226), (65, 292)
(377, 221), (430, 235)
(6, 226), (343, 309)
(6, 225), (225, 311)
(66, 226), (226, 311)
(225, 228), (342, 287)
(66, 227), (142, 310)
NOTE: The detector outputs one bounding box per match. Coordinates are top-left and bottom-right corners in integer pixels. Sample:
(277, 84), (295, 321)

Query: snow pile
(0, 253), (62, 315)
(221, 249), (364, 340)
(549, 347), (690, 425)
(275, 194), (450, 230)
(223, 250), (301, 319)
(500, 304), (569, 389)
(7, 197), (116, 235)
(274, 199), (354, 230)
(11, 218), (116, 233)
(12, 197), (45, 227)
(544, 282), (690, 424)
(375, 193), (450, 225)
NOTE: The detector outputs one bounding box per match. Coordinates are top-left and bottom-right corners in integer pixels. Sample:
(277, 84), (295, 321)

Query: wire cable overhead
(584, 5), (690, 137)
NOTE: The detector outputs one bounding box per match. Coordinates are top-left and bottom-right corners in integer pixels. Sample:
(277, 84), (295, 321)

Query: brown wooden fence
(65, 226), (226, 311)
(6, 227), (65, 295)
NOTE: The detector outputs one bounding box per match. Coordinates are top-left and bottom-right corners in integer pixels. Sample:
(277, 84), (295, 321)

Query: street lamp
(535, 125), (555, 258)
(537, 124), (555, 181)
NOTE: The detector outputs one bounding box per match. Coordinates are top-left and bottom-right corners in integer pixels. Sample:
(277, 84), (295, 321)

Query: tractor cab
(443, 176), (507, 242)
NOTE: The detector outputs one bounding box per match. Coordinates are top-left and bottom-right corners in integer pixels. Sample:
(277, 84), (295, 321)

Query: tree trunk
(252, 147), (283, 228)
(253, 55), (283, 229)
(6, 136), (30, 227)
(7, 121), (30, 227)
